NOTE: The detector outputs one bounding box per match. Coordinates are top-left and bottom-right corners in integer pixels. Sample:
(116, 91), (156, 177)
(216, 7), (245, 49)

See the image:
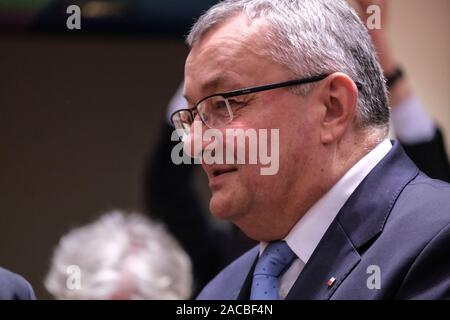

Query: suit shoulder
(408, 173), (450, 191)
(396, 173), (450, 221)
(0, 267), (36, 300)
(383, 173), (450, 251)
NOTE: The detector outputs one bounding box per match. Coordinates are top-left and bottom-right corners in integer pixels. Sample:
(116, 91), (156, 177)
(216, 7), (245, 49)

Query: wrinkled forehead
(187, 13), (268, 61)
(184, 14), (281, 101)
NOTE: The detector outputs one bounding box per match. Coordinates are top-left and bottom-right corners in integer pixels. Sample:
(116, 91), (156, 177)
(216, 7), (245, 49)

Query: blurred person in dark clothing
(0, 267), (35, 300)
(354, 0), (450, 181)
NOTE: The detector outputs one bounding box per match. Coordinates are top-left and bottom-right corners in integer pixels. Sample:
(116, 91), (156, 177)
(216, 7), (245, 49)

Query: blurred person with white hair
(45, 211), (192, 299)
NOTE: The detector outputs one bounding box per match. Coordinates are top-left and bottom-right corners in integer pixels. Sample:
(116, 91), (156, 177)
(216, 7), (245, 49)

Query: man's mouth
(204, 165), (239, 188)
(212, 167), (238, 177)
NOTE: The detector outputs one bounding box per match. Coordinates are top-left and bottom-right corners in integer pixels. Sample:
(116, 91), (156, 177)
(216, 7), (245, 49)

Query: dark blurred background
(0, 0), (217, 299)
(0, 0), (449, 299)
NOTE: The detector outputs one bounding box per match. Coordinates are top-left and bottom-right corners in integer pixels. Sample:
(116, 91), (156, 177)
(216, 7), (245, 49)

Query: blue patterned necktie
(250, 241), (296, 300)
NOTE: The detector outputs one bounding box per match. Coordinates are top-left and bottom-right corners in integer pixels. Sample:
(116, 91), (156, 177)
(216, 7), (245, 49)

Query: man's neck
(283, 129), (388, 238)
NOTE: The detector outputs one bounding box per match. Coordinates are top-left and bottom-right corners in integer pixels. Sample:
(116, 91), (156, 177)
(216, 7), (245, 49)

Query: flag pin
(327, 277), (336, 288)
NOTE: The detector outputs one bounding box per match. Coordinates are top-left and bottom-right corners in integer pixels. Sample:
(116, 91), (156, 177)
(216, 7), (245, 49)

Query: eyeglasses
(170, 74), (362, 135)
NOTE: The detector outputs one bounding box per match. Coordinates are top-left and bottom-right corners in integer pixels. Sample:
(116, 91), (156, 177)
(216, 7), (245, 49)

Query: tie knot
(254, 241), (296, 277)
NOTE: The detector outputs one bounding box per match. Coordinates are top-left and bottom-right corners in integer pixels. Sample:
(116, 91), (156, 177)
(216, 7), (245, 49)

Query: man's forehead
(193, 13), (266, 49)
(184, 16), (271, 101)
(186, 13), (269, 66)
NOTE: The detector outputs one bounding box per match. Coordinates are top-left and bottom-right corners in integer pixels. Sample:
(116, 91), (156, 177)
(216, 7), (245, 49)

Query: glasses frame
(170, 73), (363, 129)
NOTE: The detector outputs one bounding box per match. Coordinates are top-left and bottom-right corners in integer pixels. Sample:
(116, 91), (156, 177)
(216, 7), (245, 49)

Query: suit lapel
(237, 256), (258, 300)
(285, 220), (361, 299)
(286, 141), (419, 299)
(225, 247), (258, 300)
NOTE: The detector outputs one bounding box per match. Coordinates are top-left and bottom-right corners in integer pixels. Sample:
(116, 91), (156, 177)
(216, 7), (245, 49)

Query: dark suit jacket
(0, 267), (36, 300)
(197, 141), (450, 299)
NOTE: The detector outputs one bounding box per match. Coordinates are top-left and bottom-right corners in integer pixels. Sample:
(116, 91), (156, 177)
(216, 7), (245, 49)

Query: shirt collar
(260, 139), (392, 262)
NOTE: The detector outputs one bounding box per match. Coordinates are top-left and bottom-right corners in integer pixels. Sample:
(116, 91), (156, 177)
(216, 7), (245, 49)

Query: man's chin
(209, 193), (241, 221)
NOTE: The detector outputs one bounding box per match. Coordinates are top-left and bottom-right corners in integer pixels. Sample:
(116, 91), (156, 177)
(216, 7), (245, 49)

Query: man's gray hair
(45, 211), (192, 299)
(187, 0), (389, 127)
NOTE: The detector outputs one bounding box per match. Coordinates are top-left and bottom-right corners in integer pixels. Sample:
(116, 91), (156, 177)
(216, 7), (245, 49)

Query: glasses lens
(198, 96), (233, 128)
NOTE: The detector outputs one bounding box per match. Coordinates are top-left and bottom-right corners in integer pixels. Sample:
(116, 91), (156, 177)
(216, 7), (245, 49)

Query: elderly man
(170, 0), (450, 299)
(45, 211), (192, 299)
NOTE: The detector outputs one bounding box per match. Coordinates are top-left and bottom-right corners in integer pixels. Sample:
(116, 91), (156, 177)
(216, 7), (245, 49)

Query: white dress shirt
(259, 139), (393, 299)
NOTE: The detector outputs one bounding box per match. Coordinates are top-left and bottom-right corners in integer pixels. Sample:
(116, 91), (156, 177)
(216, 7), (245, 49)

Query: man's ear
(319, 72), (359, 144)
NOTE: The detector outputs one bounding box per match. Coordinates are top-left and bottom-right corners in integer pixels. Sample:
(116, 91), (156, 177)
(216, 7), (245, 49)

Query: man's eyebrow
(184, 75), (241, 104)
(183, 93), (194, 106)
(200, 75), (226, 93)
